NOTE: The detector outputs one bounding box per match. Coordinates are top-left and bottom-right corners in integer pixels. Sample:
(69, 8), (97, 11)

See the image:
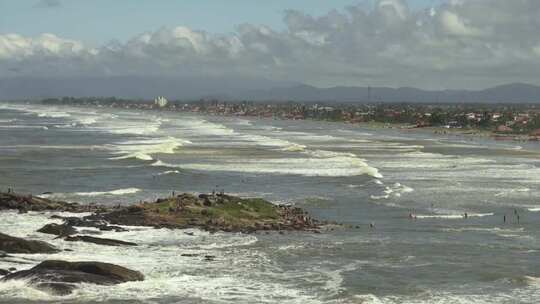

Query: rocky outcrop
(1, 190), (323, 233)
(64, 235), (137, 247)
(37, 223), (77, 236)
(2, 260), (144, 295)
(0, 192), (79, 212)
(0, 233), (59, 254)
(91, 193), (321, 233)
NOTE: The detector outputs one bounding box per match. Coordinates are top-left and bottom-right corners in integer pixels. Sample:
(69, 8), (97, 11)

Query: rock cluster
(0, 190), (328, 296)
(0, 232), (59, 254)
(1, 260), (144, 295)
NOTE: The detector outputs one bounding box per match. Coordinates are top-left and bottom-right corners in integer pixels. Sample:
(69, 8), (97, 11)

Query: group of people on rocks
(277, 205), (315, 228)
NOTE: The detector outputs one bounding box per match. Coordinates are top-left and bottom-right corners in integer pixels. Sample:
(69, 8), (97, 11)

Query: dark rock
(38, 223), (77, 236)
(2, 260), (144, 295)
(0, 192), (81, 212)
(0, 269), (9, 276)
(126, 205), (144, 213)
(8, 267), (16, 272)
(202, 198), (212, 207)
(63, 217), (127, 232)
(35, 282), (76, 296)
(64, 235), (137, 247)
(0, 233), (59, 254)
(97, 225), (127, 232)
(204, 255), (215, 261)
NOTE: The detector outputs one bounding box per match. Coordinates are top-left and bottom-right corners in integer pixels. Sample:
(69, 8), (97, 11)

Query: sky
(1, 0), (444, 44)
(1, 0), (539, 89)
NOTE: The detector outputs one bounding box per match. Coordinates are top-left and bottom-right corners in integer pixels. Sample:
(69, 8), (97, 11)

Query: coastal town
(41, 96), (540, 140)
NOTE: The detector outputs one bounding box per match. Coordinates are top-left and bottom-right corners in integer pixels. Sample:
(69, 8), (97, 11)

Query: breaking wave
(39, 188), (141, 199)
(108, 137), (190, 161)
(415, 213), (494, 219)
(370, 182), (414, 200)
(152, 148), (382, 178)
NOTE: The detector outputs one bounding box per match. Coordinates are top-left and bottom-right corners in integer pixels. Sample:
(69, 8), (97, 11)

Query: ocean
(0, 102), (540, 303)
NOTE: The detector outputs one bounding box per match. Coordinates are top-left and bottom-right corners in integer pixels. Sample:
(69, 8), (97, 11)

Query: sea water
(0, 102), (540, 303)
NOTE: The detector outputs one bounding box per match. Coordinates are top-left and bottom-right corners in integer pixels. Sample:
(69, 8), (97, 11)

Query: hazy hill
(241, 83), (540, 103)
(1, 77), (539, 103)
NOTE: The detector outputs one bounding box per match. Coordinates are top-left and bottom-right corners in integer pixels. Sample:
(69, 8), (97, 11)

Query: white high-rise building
(154, 96), (168, 107)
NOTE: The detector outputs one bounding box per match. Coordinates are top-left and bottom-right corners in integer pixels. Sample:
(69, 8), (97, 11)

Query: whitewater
(1, 102), (540, 303)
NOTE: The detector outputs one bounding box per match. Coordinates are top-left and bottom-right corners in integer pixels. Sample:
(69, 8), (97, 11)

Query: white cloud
(0, 33), (86, 60)
(440, 11), (483, 36)
(2, 0), (540, 89)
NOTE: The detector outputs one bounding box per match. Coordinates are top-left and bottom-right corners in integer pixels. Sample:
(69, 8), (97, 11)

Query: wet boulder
(63, 217), (128, 232)
(0, 233), (59, 254)
(2, 260), (144, 296)
(64, 235), (137, 247)
(37, 223), (77, 236)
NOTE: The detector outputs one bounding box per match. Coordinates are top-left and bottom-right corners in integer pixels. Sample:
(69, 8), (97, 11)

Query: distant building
(496, 125), (513, 133)
(154, 96), (168, 108)
(491, 113), (502, 121)
(530, 129), (540, 138)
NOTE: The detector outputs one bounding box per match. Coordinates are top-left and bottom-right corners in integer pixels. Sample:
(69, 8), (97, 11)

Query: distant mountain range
(1, 76), (539, 103)
(239, 83), (540, 103)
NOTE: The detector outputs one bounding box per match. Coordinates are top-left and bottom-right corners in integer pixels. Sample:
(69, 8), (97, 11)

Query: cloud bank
(2, 0), (540, 89)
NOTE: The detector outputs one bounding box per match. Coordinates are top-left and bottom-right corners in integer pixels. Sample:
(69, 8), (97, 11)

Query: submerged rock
(37, 223), (77, 236)
(64, 235), (137, 246)
(0, 233), (59, 254)
(2, 260), (144, 295)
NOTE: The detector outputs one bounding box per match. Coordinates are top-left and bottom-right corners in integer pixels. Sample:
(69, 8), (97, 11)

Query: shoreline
(31, 101), (540, 143)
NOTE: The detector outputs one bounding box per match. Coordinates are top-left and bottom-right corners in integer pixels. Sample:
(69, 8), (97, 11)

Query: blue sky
(2, 0), (535, 89)
(1, 0), (444, 45)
